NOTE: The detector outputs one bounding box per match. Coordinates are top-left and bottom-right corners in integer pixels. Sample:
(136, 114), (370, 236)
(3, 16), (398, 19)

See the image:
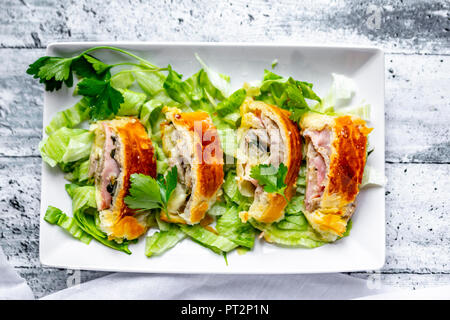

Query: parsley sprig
(250, 163), (289, 202)
(27, 46), (163, 120)
(125, 166), (178, 215)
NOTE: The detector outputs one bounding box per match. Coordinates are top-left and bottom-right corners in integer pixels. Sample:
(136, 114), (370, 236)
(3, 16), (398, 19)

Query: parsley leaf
(71, 54), (111, 80)
(27, 56), (73, 91)
(124, 174), (163, 210)
(27, 54), (112, 92)
(77, 78), (124, 120)
(125, 167), (178, 214)
(156, 166), (178, 206)
(250, 163), (289, 201)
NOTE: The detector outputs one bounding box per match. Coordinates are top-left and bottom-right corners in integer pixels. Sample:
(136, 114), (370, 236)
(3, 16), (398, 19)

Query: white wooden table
(0, 0), (448, 298)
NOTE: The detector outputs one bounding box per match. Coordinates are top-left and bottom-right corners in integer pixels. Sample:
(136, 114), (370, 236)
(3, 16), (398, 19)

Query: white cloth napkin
(42, 272), (392, 300)
(0, 247), (34, 299)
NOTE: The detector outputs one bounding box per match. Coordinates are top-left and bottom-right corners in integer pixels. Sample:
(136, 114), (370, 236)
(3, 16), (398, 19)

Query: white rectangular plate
(40, 42), (385, 273)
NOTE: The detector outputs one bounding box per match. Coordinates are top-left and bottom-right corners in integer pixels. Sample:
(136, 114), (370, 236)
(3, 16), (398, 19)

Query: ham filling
(304, 129), (331, 212)
(98, 124), (121, 211)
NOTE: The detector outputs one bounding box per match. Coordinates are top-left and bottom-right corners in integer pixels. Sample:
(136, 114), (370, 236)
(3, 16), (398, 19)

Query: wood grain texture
(1, 0), (448, 54)
(0, 0), (449, 298)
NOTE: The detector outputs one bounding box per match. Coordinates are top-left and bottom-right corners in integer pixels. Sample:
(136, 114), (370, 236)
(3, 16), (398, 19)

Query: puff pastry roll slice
(236, 99), (302, 223)
(89, 117), (156, 241)
(160, 107), (224, 224)
(300, 113), (372, 242)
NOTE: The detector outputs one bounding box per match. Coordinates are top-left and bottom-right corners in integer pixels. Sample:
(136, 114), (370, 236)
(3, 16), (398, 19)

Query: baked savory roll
(160, 107), (224, 224)
(89, 117), (156, 241)
(300, 113), (372, 242)
(237, 98), (302, 223)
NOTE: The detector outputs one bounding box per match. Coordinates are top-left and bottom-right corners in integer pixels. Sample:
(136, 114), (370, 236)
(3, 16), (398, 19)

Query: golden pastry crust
(237, 99), (302, 223)
(160, 107), (224, 224)
(327, 116), (371, 204)
(300, 113), (372, 240)
(93, 118), (156, 240)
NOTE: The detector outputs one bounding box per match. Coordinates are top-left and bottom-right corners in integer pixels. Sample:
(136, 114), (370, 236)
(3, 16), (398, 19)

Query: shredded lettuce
(207, 201), (228, 217)
(223, 170), (250, 207)
(255, 70), (321, 122)
(250, 219), (325, 248)
(44, 206), (92, 244)
(65, 159), (92, 184)
(285, 194), (305, 215)
(360, 165), (385, 188)
(71, 186), (132, 254)
(133, 69), (166, 96)
(275, 214), (308, 231)
(163, 67), (227, 113)
(216, 206), (256, 249)
(215, 88), (246, 117)
(315, 73), (371, 121)
(45, 98), (90, 134)
(140, 100), (165, 134)
(145, 219), (186, 257)
(110, 71), (135, 89)
(61, 131), (94, 163)
(179, 224), (238, 254)
(39, 127), (93, 167)
(214, 126), (237, 158)
(117, 89), (147, 116)
(195, 53), (231, 99)
(65, 183), (80, 198)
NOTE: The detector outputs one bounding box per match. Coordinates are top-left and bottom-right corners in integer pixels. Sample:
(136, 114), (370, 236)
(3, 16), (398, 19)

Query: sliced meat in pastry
(236, 98), (302, 223)
(89, 117), (156, 241)
(160, 107), (224, 224)
(300, 112), (372, 241)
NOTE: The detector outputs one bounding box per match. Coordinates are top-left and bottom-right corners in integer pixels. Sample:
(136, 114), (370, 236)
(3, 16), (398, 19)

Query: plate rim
(39, 41), (386, 274)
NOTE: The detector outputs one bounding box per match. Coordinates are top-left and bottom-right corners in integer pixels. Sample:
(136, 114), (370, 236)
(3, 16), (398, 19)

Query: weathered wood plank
(348, 273), (450, 291)
(0, 0), (448, 54)
(13, 267), (109, 299)
(385, 54), (450, 163)
(1, 49), (449, 162)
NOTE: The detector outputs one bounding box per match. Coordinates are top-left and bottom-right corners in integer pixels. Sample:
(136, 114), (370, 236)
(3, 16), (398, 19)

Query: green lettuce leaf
(215, 88), (246, 117)
(140, 100), (166, 135)
(117, 89), (147, 116)
(195, 54), (231, 99)
(64, 159), (92, 184)
(134, 69), (166, 96)
(163, 66), (192, 105)
(39, 127), (93, 167)
(207, 201), (228, 217)
(145, 222), (186, 257)
(216, 206), (256, 249)
(249, 219), (325, 248)
(72, 186), (131, 254)
(179, 224), (238, 254)
(44, 206), (92, 244)
(45, 98), (90, 134)
(110, 71), (135, 89)
(255, 70), (321, 122)
(61, 131), (94, 163)
(223, 170), (250, 207)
